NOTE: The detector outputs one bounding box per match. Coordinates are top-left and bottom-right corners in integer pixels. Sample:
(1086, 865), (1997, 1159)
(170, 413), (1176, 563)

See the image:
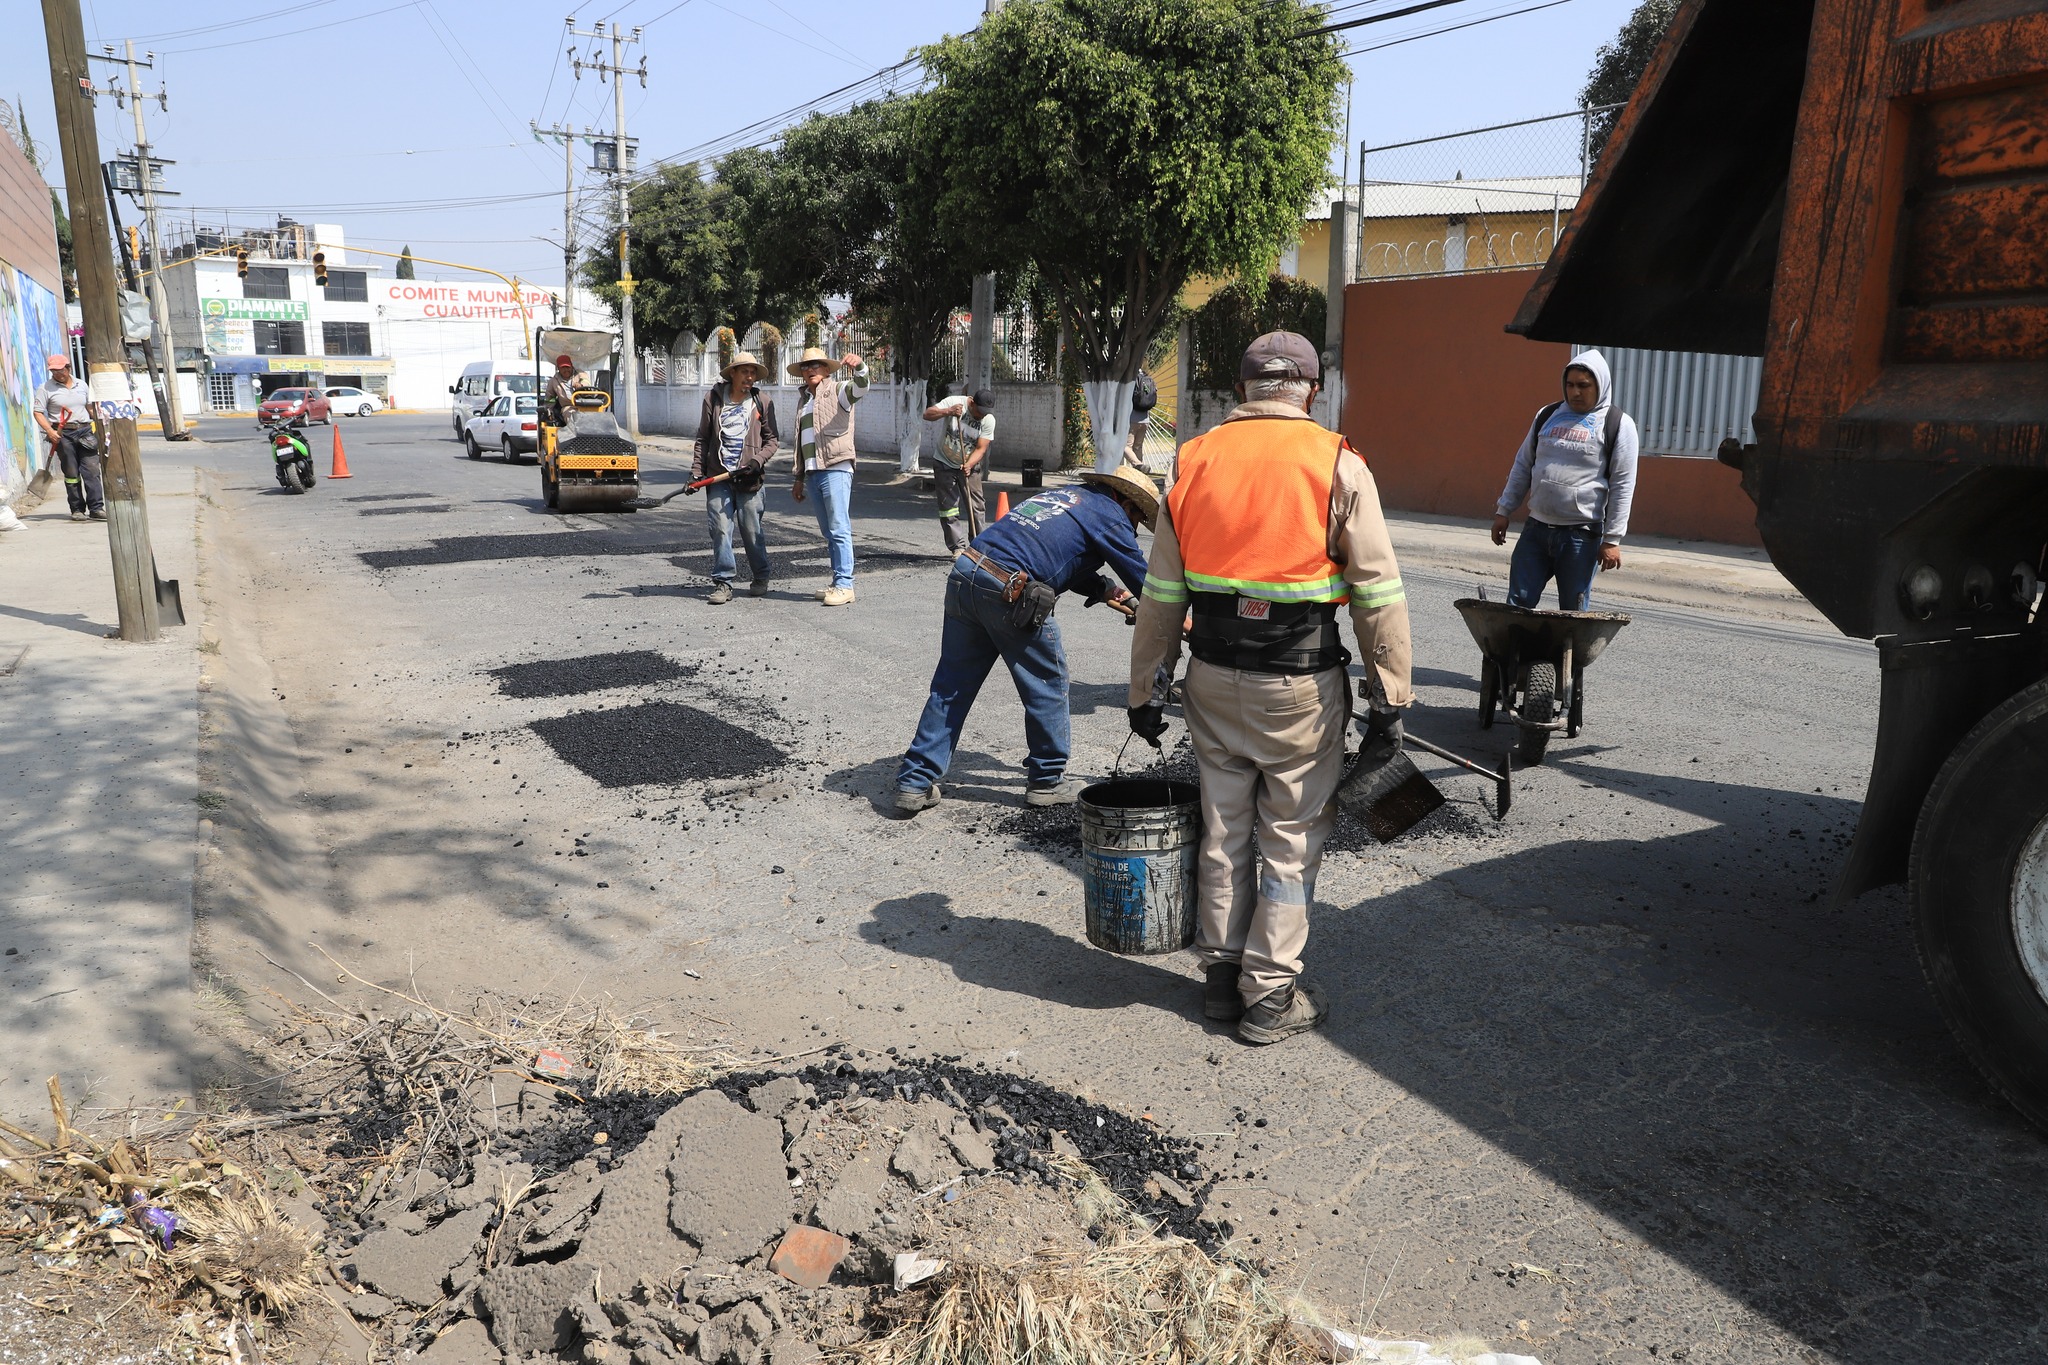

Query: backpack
(1529, 400), (1624, 483)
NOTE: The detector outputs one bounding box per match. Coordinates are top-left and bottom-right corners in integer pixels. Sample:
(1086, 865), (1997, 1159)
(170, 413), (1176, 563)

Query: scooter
(269, 419), (317, 493)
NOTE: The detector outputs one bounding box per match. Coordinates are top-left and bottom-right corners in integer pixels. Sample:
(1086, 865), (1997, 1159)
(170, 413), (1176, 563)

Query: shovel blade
(1337, 745), (1446, 843)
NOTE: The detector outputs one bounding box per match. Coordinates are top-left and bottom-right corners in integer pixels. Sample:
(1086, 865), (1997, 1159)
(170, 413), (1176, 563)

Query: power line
(1344, 0), (1577, 50)
(161, 0), (420, 53)
(105, 0), (347, 44)
(1304, 0), (1477, 38)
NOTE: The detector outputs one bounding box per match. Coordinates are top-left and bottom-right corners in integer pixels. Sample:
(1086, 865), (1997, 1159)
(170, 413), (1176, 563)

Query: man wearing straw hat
(895, 464), (1158, 814)
(1128, 331), (1412, 1046)
(692, 350), (780, 604)
(787, 346), (869, 606)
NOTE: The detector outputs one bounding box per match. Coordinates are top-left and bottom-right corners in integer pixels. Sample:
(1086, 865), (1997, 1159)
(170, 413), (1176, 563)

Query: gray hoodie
(1494, 350), (1639, 543)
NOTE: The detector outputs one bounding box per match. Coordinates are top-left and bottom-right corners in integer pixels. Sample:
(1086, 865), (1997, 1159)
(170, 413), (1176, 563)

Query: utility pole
(92, 39), (186, 438)
(531, 118), (592, 326)
(570, 19), (645, 437)
(964, 0), (1005, 399)
(44, 0), (160, 640)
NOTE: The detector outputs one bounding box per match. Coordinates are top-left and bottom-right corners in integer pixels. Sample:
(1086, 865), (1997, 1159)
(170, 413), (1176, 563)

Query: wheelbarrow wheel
(1478, 657), (1499, 729)
(1515, 661), (1556, 766)
(1567, 662), (1585, 738)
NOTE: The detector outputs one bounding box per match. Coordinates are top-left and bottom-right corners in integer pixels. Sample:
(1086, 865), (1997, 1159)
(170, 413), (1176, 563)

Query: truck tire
(1478, 657), (1499, 729)
(1911, 678), (2048, 1131)
(1515, 660), (1555, 765)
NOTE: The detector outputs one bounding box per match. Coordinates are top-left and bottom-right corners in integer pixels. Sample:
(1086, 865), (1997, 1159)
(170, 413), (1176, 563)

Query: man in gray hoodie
(1490, 350), (1638, 611)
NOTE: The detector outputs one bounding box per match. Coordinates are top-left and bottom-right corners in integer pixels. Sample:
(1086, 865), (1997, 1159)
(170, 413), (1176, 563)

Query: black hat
(1239, 330), (1321, 382)
(970, 389), (995, 410)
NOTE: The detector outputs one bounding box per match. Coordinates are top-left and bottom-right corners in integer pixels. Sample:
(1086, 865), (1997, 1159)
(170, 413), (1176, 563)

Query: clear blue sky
(4, 0), (1645, 284)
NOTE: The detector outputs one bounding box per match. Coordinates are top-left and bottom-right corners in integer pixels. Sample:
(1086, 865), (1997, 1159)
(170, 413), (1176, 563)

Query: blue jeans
(898, 559), (1071, 792)
(1508, 518), (1602, 611)
(805, 467), (854, 588)
(705, 482), (769, 585)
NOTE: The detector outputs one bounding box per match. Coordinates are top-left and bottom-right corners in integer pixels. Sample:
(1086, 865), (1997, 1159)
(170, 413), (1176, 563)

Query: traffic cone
(994, 490), (1010, 519)
(330, 425), (353, 479)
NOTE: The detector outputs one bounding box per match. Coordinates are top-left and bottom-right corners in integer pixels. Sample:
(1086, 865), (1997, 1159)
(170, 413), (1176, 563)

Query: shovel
(1338, 673), (1512, 842)
(628, 470), (733, 509)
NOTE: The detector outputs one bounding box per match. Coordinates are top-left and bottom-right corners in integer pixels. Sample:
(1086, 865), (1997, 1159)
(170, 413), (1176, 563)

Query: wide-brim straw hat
(722, 351), (766, 379)
(786, 346), (836, 377)
(1079, 462), (1160, 530)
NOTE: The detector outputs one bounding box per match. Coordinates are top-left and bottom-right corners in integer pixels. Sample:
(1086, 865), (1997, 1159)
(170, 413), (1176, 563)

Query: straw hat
(1079, 462), (1160, 530)
(786, 346), (837, 377)
(722, 351), (766, 380)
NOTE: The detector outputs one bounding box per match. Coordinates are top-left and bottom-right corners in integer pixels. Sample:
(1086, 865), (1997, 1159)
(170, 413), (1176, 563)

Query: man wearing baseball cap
(32, 354), (104, 522)
(922, 387), (996, 552)
(1126, 331), (1412, 1045)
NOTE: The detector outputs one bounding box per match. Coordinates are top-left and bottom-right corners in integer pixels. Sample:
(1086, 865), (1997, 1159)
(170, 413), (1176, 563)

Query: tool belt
(962, 547), (1057, 632)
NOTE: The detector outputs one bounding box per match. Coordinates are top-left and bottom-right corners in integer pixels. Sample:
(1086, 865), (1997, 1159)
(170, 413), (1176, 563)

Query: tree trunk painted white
(1082, 379), (1138, 474)
(895, 384), (925, 473)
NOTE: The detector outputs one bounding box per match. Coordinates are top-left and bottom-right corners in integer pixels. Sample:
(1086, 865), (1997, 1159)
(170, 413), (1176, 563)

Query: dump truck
(536, 326), (640, 512)
(1512, 0), (2048, 1126)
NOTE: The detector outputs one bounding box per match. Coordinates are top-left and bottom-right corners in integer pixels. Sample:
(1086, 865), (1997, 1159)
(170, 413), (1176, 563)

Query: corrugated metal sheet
(1576, 345), (1762, 457)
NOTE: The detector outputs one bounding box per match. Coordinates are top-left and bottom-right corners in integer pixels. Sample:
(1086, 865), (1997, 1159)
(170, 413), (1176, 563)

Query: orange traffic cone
(330, 425), (353, 479)
(994, 490), (1010, 519)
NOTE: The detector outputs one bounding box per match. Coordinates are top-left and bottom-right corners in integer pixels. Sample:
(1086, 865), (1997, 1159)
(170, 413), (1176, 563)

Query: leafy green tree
(584, 157), (814, 357)
(741, 94), (971, 468)
(923, 0), (1344, 467)
(395, 246), (415, 280)
(51, 190), (75, 302)
(1187, 275), (1325, 391)
(1582, 0), (1680, 154)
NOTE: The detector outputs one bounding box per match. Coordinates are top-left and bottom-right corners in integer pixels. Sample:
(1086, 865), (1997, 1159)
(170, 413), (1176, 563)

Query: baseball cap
(47, 354), (69, 368)
(970, 389), (995, 410)
(1239, 330), (1320, 382)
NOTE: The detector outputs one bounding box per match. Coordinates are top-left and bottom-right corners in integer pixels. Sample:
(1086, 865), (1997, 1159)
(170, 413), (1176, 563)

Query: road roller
(536, 326), (639, 512)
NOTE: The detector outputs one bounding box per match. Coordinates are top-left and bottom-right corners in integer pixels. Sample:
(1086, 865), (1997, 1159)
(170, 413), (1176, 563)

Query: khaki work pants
(1181, 658), (1349, 1006)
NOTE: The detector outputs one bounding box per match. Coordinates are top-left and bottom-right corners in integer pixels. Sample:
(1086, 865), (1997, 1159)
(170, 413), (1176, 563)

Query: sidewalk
(0, 442), (202, 1115)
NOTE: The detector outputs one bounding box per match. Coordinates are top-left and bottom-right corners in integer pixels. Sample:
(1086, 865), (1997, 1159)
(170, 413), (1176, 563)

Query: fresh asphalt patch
(356, 503), (455, 516)
(360, 532), (691, 571)
(344, 491), (439, 503)
(528, 700), (788, 788)
(490, 649), (695, 699)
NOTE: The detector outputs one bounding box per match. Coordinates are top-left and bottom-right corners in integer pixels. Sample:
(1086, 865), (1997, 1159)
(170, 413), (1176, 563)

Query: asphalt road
(187, 413), (2048, 1364)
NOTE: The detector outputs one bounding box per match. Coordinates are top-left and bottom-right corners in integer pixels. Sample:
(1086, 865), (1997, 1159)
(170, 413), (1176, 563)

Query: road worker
(1127, 331), (1412, 1045)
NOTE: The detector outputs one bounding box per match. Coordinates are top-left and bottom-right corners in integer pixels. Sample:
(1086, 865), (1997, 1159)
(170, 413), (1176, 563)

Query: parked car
(465, 394), (540, 461)
(450, 362), (538, 438)
(324, 386), (383, 417)
(257, 387), (331, 426)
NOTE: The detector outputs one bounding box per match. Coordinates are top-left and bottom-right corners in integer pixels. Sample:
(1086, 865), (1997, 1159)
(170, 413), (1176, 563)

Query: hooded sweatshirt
(1494, 350), (1639, 543)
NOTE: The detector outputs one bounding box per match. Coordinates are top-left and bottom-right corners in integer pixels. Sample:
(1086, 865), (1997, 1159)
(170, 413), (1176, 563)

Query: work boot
(749, 578), (771, 598)
(88, 509), (108, 521)
(1024, 778), (1082, 807)
(896, 785), (940, 814)
(1204, 963), (1243, 1021)
(706, 582), (734, 605)
(821, 586), (856, 607)
(70, 511), (87, 522)
(1238, 981), (1328, 1046)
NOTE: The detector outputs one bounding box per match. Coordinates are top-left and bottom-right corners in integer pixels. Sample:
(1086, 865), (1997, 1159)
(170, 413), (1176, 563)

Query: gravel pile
(360, 532), (690, 571)
(529, 701), (788, 788)
(491, 650), (694, 699)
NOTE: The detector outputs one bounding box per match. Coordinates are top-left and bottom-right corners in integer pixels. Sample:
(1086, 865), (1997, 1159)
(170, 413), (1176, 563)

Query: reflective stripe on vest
(1167, 419), (1349, 604)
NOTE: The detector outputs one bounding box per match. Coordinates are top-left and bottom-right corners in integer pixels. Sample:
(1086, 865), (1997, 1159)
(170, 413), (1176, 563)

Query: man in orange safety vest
(1127, 331), (1412, 1045)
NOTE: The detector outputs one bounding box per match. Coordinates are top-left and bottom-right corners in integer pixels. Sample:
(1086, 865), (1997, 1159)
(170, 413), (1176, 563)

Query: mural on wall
(0, 262), (29, 488)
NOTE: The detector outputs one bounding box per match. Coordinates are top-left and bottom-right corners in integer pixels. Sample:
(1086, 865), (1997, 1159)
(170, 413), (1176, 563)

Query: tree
(923, 0), (1344, 468)
(50, 190), (75, 303)
(396, 246), (415, 280)
(741, 95), (972, 470)
(583, 157), (814, 358)
(1581, 0), (1680, 155)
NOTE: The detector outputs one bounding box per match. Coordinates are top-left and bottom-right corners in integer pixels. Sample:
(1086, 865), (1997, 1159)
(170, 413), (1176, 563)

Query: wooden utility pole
(965, 0), (1005, 398)
(44, 0), (159, 641)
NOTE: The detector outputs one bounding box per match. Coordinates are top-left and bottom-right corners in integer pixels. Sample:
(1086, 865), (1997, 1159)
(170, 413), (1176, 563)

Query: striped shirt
(795, 360), (869, 469)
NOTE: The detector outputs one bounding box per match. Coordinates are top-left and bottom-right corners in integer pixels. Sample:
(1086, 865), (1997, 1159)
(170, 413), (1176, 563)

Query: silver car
(464, 394), (540, 462)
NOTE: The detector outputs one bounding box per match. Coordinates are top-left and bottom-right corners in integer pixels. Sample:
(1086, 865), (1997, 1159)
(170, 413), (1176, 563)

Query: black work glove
(1364, 707), (1404, 751)
(730, 460), (765, 495)
(1127, 704), (1168, 745)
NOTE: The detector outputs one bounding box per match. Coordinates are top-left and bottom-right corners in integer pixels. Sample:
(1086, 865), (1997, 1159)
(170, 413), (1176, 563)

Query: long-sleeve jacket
(692, 381), (781, 480)
(1129, 400), (1413, 708)
(1494, 349), (1639, 543)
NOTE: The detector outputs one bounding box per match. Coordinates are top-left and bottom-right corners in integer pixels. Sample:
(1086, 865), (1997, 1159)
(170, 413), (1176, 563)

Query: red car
(257, 387), (332, 426)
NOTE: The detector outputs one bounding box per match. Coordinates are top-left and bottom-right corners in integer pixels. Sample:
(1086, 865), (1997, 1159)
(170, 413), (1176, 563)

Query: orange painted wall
(1340, 270), (1761, 547)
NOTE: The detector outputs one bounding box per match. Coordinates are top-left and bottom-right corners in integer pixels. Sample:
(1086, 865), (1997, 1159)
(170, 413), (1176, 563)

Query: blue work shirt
(969, 486), (1148, 599)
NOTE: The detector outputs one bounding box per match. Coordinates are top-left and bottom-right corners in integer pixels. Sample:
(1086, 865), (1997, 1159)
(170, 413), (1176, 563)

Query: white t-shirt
(935, 395), (994, 469)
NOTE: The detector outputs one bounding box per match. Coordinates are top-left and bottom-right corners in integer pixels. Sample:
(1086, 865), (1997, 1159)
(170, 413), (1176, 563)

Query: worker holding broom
(1127, 332), (1412, 1045)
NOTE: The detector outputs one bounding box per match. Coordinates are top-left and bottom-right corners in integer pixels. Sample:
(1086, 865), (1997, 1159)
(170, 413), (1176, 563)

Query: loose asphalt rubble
(528, 701), (791, 789)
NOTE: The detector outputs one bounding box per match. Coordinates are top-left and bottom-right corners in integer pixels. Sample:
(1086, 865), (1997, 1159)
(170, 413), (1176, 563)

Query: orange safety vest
(1168, 419), (1349, 604)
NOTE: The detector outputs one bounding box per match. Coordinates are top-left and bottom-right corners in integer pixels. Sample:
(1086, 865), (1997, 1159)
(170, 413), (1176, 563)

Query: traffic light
(126, 226), (141, 264)
(235, 248), (249, 278)
(313, 251), (327, 287)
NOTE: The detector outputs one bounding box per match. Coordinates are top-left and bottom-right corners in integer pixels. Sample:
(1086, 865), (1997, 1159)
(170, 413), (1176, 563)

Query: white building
(160, 218), (600, 412)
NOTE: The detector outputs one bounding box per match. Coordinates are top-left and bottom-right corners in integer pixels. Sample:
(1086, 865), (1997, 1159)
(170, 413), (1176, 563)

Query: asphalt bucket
(1079, 779), (1201, 955)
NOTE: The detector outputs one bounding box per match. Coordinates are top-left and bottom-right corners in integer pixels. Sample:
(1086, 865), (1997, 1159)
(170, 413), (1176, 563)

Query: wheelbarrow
(1454, 597), (1630, 765)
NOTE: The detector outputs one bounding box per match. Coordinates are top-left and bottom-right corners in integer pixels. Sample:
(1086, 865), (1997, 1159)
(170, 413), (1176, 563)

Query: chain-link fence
(1351, 104), (1620, 281)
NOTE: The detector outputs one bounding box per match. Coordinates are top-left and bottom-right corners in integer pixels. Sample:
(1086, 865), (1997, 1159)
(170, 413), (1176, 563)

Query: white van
(449, 363), (538, 438)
